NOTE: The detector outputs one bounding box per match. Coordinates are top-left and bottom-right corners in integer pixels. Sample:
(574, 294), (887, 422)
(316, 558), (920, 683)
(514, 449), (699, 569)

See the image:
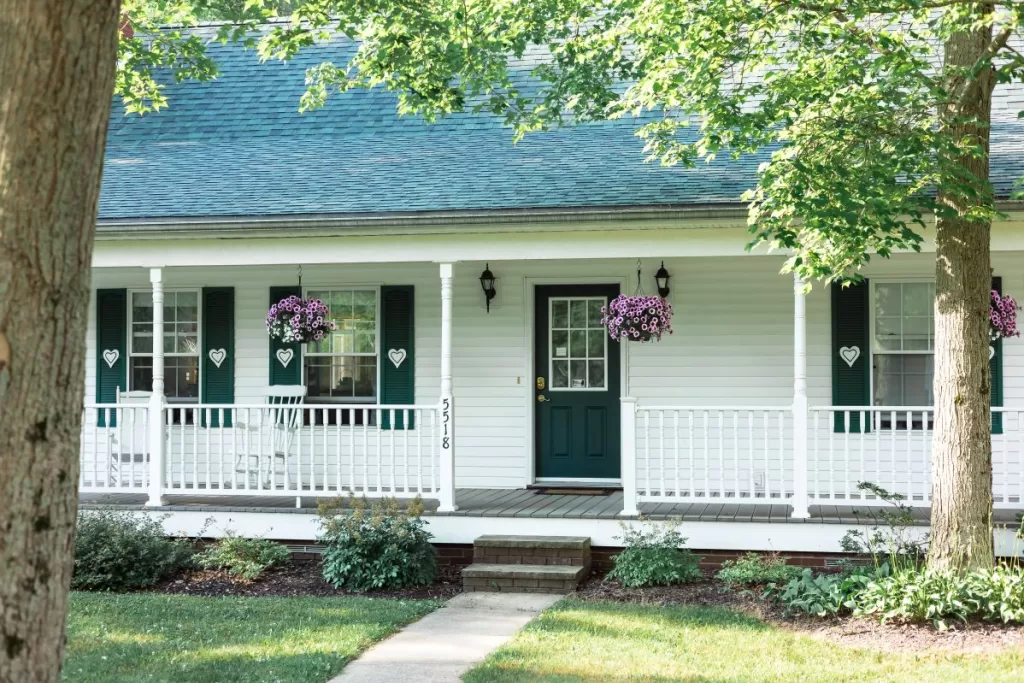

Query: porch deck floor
(78, 489), (1023, 525)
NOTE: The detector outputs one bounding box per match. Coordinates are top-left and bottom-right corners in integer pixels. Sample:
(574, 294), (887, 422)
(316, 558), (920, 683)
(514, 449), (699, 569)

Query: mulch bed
(155, 561), (462, 601)
(574, 570), (1024, 654)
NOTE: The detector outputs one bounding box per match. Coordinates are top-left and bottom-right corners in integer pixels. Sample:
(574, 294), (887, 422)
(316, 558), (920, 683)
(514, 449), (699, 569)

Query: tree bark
(929, 14), (996, 571)
(0, 3), (120, 681)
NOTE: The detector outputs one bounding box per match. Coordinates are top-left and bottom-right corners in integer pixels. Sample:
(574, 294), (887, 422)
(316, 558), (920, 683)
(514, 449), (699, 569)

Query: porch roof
(99, 25), (1024, 224)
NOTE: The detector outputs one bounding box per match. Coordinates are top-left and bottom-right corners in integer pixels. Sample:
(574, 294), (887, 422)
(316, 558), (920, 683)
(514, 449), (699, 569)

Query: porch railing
(79, 402), (442, 500)
(633, 406), (794, 504)
(80, 403), (151, 492)
(624, 402), (1024, 516)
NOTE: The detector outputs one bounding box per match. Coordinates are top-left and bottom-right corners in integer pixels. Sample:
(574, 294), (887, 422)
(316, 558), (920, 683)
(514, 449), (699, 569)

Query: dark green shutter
(269, 286), (302, 386)
(381, 285), (415, 429)
(202, 287), (234, 427)
(831, 281), (871, 433)
(992, 277), (1004, 435)
(96, 289), (127, 427)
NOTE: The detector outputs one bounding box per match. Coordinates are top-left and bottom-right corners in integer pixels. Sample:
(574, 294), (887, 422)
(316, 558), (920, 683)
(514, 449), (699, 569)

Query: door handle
(537, 395), (549, 403)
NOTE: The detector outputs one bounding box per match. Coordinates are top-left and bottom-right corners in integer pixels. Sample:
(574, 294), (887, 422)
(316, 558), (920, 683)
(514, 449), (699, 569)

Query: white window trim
(868, 278), (935, 409)
(548, 295), (609, 393)
(301, 286), (382, 404)
(126, 288), (202, 399)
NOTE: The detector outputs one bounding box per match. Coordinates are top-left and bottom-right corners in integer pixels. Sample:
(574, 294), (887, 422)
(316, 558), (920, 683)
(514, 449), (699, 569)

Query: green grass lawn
(64, 592), (440, 683)
(464, 599), (1024, 683)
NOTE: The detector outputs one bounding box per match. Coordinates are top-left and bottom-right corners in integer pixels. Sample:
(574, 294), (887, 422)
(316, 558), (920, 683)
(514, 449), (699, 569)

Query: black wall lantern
(654, 261), (671, 298)
(479, 264), (497, 312)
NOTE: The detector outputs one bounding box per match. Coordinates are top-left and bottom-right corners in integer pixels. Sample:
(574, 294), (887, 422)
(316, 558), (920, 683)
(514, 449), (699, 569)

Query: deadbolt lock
(536, 376), (546, 390)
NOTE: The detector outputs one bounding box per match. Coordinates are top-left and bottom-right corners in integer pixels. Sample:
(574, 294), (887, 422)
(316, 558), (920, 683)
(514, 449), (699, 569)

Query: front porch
(80, 247), (1024, 551)
(79, 489), (1024, 526)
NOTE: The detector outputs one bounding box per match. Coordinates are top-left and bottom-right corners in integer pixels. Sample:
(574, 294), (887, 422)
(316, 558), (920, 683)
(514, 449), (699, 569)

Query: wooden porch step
(461, 563), (587, 594)
(472, 534), (591, 569)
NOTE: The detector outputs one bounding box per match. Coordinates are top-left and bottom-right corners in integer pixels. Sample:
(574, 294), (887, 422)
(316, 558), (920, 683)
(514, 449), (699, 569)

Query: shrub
(319, 496), (437, 592)
(855, 564), (1024, 629)
(716, 552), (804, 588)
(606, 518), (702, 588)
(195, 535), (291, 581)
(840, 482), (928, 566)
(767, 565), (886, 618)
(73, 509), (194, 591)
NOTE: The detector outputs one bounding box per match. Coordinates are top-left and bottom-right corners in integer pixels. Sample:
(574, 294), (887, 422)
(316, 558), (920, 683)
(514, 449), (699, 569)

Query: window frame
(300, 286), (382, 405)
(126, 287), (202, 403)
(547, 295), (609, 393)
(868, 278), (935, 430)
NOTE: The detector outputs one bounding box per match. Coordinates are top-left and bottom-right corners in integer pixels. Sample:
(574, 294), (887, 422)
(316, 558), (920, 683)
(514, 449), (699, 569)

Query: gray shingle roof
(98, 30), (1024, 221)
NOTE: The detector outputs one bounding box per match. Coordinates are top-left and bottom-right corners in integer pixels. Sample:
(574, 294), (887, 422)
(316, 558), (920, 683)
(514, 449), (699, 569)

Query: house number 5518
(442, 398), (451, 450)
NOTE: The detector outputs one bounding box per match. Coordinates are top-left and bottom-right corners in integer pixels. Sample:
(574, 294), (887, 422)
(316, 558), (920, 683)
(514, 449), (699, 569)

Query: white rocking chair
(234, 386), (306, 493)
(107, 389), (153, 487)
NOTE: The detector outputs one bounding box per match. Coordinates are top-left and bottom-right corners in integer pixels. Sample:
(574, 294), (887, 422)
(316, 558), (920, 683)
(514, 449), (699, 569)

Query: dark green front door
(535, 284), (621, 480)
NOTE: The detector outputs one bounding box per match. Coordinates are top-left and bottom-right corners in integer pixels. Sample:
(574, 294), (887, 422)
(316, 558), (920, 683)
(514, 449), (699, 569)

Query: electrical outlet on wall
(753, 470), (766, 491)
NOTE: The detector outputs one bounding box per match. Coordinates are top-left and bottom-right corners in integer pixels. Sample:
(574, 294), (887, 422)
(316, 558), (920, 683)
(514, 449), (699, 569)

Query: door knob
(537, 395), (549, 403)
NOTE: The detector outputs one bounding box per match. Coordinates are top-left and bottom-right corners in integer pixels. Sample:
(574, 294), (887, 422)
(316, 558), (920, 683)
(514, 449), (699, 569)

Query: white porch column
(619, 397), (639, 517)
(146, 267), (167, 507)
(791, 273), (811, 519)
(437, 262), (457, 512)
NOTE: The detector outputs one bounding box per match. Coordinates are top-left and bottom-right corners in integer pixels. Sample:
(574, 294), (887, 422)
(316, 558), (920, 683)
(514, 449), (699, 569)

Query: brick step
(472, 535), (591, 568)
(462, 563), (587, 594)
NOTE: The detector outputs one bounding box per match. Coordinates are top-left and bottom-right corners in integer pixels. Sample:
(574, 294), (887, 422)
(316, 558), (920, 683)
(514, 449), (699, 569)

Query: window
(303, 289), (378, 403)
(872, 281), (934, 429)
(550, 298), (607, 390)
(129, 290), (200, 402)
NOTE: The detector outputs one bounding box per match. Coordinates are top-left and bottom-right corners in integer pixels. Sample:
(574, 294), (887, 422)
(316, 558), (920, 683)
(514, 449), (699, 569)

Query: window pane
(355, 358), (377, 399)
(874, 354), (933, 407)
(874, 283), (902, 319)
(552, 360), (568, 388)
(129, 357), (153, 392)
(587, 299), (605, 327)
(902, 316), (932, 351)
(551, 330), (568, 359)
(132, 323), (152, 353)
(551, 300), (568, 329)
(176, 292), (198, 322)
(587, 330), (605, 358)
(166, 357), (200, 400)
(570, 300), (587, 328)
(903, 283), (932, 317)
(569, 330), (586, 358)
(588, 360), (605, 388)
(132, 292), (153, 322)
(874, 316), (902, 351)
(354, 291), (376, 321)
(569, 360), (587, 389)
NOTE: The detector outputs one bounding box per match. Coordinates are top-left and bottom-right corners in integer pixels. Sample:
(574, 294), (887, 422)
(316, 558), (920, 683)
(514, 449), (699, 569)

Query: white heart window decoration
(388, 348), (407, 368)
(208, 348), (227, 368)
(102, 349), (120, 369)
(839, 346), (861, 368)
(275, 348), (295, 368)
(990, 345), (996, 361)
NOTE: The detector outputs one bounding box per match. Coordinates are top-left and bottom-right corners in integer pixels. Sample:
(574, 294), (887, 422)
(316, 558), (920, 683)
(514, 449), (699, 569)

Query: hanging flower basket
(602, 294), (673, 343)
(990, 290), (1020, 341)
(266, 295), (336, 344)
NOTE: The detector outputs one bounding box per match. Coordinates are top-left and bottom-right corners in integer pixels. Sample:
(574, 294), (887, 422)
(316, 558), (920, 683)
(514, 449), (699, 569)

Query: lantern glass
(654, 261), (671, 298)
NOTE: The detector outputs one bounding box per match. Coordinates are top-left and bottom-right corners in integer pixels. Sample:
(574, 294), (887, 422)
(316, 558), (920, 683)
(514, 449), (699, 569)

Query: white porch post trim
(437, 262), (457, 512)
(146, 267), (167, 506)
(619, 397), (639, 517)
(791, 274), (811, 519)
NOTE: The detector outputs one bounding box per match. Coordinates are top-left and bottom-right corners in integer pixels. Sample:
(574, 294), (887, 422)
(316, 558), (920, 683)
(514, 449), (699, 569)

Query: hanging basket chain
(634, 259), (646, 296)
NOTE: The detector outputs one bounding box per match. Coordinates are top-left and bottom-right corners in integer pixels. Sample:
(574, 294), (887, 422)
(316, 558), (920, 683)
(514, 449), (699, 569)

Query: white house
(81, 28), (1024, 554)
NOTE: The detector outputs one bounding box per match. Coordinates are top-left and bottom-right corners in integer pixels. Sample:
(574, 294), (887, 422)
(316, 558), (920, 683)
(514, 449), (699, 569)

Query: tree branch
(955, 25), (1014, 113)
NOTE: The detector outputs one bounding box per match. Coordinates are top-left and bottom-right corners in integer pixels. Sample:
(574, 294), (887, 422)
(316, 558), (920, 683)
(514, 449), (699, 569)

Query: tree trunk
(929, 17), (996, 571)
(0, 3), (120, 681)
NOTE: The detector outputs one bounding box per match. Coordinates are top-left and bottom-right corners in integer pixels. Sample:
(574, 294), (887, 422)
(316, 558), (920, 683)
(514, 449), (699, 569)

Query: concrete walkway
(328, 592), (561, 683)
